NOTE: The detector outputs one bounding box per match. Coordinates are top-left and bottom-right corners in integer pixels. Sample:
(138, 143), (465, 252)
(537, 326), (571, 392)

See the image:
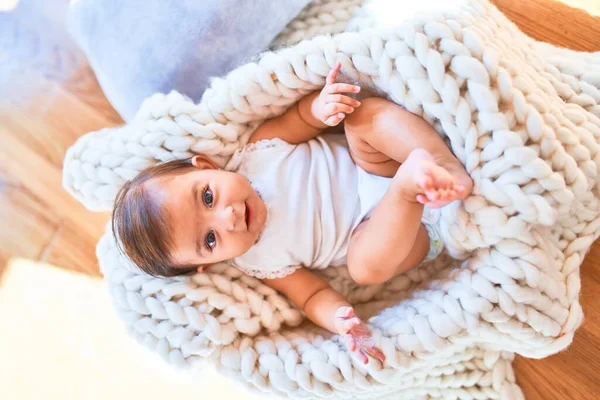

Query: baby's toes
(438, 170), (456, 189)
(440, 188), (456, 199)
(426, 189), (441, 201)
(417, 171), (433, 191)
(416, 194), (429, 205)
(454, 184), (469, 197)
(457, 175), (474, 194)
(437, 190), (450, 200)
(447, 190), (461, 201)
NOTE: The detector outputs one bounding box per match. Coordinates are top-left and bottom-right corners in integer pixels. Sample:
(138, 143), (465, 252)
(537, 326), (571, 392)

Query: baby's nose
(219, 205), (237, 231)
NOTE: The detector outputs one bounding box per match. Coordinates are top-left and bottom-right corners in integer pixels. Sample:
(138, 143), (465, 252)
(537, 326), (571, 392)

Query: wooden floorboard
(492, 0), (600, 51)
(0, 0), (599, 398)
(42, 217), (107, 277)
(0, 0), (119, 276)
(514, 246), (600, 399)
(0, 180), (59, 260)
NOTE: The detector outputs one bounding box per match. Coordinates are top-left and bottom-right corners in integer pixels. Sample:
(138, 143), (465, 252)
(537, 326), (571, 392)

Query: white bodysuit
(225, 134), (442, 279)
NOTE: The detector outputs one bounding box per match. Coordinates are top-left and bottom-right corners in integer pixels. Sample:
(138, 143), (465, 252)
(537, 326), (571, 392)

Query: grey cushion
(67, 0), (310, 121)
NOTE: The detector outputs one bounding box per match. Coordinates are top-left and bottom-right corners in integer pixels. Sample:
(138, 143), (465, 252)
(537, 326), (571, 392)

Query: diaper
(356, 166), (443, 262)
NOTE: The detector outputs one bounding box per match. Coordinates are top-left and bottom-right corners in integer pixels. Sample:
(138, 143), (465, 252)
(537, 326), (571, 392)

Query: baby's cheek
(244, 233), (258, 252)
(228, 233), (254, 258)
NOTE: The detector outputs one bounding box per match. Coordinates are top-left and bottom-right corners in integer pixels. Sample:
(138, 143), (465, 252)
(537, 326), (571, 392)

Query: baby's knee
(344, 97), (398, 136)
(348, 261), (389, 286)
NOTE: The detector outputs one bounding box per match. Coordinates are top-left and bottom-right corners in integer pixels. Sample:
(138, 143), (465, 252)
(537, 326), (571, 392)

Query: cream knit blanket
(62, 0), (600, 398)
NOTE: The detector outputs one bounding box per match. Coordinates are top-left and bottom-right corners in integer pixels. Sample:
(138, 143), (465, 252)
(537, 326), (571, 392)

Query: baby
(112, 62), (473, 364)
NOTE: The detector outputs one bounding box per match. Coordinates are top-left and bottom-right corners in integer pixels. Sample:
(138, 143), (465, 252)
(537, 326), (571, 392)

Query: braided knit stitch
(62, 0), (600, 398)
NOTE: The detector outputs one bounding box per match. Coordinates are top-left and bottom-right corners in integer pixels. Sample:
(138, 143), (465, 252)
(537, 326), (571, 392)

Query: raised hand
(334, 306), (385, 364)
(314, 61), (362, 126)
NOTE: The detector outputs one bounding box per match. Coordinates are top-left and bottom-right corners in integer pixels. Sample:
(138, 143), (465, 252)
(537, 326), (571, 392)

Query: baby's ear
(191, 155), (217, 170)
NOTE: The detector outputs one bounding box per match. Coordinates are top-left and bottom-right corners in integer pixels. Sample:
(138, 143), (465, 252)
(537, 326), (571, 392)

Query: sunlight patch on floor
(0, 259), (267, 400)
(558, 0), (600, 15)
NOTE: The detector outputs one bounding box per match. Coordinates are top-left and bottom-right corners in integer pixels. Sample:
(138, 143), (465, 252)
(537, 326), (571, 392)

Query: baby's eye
(203, 187), (214, 207)
(205, 230), (217, 250)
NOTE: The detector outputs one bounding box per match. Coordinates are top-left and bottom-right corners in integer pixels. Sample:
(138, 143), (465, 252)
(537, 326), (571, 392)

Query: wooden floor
(0, 0), (598, 398)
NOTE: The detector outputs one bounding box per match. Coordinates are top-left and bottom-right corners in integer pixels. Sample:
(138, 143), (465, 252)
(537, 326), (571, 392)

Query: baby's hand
(334, 306), (385, 364)
(314, 61), (361, 126)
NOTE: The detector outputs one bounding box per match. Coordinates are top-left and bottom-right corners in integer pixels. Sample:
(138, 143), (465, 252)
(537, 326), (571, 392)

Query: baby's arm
(249, 62), (361, 144)
(261, 268), (385, 364)
(265, 268), (346, 332)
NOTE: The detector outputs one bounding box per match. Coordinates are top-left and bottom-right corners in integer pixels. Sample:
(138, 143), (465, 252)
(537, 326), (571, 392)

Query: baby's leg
(347, 149), (456, 285)
(344, 97), (473, 206)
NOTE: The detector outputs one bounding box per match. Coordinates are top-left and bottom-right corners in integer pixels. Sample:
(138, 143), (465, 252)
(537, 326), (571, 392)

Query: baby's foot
(432, 153), (473, 202)
(396, 149), (466, 208)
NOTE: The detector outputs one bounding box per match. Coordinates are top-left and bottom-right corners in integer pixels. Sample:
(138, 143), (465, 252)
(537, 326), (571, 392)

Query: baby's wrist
(299, 91), (327, 128)
(311, 93), (327, 122)
(333, 305), (355, 334)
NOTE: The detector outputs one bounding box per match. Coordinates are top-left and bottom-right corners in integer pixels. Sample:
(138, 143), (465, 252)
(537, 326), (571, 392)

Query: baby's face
(147, 157), (267, 271)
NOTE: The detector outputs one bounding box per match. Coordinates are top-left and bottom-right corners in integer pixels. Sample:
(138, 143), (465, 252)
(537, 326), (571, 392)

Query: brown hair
(112, 158), (199, 278)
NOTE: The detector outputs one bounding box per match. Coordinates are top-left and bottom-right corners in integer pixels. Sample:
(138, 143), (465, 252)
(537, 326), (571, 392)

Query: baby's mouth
(245, 202), (250, 230)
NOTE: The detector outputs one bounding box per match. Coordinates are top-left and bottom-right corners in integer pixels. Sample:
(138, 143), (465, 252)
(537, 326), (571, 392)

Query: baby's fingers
(324, 113), (345, 126)
(339, 317), (362, 333)
(345, 335), (357, 352)
(335, 306), (354, 319)
(354, 348), (369, 364)
(364, 345), (386, 363)
(326, 61), (342, 85)
(326, 103), (354, 116)
(328, 94), (361, 108)
(326, 83), (361, 95)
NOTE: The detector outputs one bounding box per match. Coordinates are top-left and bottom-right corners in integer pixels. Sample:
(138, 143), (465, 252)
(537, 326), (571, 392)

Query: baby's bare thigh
(343, 97), (401, 177)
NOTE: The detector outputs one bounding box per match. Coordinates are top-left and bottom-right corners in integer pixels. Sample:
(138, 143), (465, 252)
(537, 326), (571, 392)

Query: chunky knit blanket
(62, 0), (600, 398)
